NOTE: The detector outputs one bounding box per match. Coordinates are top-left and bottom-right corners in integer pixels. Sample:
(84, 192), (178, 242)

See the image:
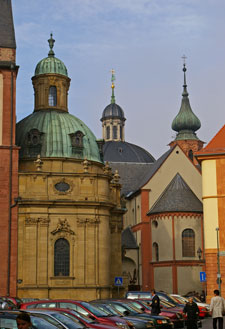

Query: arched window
(120, 126), (122, 139)
(106, 126), (110, 139)
(54, 238), (70, 276)
(152, 242), (159, 261)
(182, 229), (195, 257)
(113, 126), (117, 139)
(49, 86), (57, 106)
(188, 149), (194, 161)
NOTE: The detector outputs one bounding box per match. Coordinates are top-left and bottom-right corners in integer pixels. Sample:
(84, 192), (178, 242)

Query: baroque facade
(16, 35), (125, 299)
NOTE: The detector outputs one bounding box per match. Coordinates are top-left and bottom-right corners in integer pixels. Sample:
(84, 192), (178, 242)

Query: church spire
(171, 57), (201, 141)
(111, 69), (116, 104)
(0, 0), (16, 49)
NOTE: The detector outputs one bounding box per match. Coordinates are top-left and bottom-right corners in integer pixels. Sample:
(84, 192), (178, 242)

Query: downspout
(7, 63), (14, 296)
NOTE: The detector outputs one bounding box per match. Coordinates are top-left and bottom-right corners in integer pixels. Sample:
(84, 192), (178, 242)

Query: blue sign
(200, 271), (206, 282)
(114, 276), (123, 286)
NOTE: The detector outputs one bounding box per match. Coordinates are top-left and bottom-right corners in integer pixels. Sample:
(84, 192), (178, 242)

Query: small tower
(32, 33), (70, 113)
(101, 70), (126, 141)
(0, 0), (19, 296)
(169, 59), (204, 162)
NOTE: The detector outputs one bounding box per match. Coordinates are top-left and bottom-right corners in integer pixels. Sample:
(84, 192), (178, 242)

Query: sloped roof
(109, 148), (173, 197)
(0, 0), (16, 49)
(110, 162), (154, 196)
(196, 124), (225, 156)
(103, 141), (155, 163)
(122, 227), (138, 249)
(148, 173), (202, 215)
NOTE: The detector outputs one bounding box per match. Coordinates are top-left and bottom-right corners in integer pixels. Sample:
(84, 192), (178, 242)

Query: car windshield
(51, 312), (85, 329)
(80, 302), (109, 317)
(128, 301), (144, 310)
(30, 314), (63, 329)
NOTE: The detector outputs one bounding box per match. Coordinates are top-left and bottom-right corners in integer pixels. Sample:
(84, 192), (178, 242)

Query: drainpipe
(7, 63), (14, 296)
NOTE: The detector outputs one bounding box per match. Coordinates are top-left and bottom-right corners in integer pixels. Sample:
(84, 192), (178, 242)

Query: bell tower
(0, 0), (19, 296)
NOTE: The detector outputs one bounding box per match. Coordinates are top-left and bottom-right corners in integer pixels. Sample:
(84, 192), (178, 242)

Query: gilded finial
(110, 69), (116, 104)
(48, 33), (55, 57)
(34, 155), (43, 171)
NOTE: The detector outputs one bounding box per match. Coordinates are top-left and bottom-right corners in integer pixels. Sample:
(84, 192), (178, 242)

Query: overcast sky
(13, 0), (225, 159)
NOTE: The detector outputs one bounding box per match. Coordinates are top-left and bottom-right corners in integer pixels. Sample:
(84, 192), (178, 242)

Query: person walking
(183, 297), (199, 329)
(210, 289), (225, 329)
(150, 289), (161, 315)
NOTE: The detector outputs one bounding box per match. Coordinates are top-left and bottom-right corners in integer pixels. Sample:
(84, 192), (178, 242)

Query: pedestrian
(150, 289), (161, 315)
(183, 297), (199, 329)
(16, 313), (34, 329)
(210, 289), (225, 329)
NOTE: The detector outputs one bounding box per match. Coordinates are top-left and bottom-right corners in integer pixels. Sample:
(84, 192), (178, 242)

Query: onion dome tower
(101, 70), (126, 142)
(16, 34), (101, 162)
(169, 59), (204, 161)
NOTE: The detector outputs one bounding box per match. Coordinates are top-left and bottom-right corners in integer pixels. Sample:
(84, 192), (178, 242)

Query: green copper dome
(16, 110), (102, 162)
(172, 63), (201, 140)
(34, 34), (68, 77)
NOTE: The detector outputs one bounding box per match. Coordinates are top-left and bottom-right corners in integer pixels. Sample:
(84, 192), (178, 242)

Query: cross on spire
(110, 69), (116, 104)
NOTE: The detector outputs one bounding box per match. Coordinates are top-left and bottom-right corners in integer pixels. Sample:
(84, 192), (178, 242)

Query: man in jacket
(150, 289), (161, 315)
(210, 289), (225, 329)
(183, 297), (199, 329)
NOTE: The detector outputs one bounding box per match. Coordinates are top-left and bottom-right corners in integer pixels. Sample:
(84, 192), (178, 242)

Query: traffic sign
(200, 271), (206, 282)
(114, 276), (123, 286)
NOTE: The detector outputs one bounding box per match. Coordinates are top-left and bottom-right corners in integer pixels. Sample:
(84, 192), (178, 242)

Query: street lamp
(216, 227), (221, 295)
(197, 247), (202, 260)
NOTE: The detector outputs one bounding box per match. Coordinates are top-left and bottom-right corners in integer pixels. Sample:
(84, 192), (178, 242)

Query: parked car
(90, 302), (154, 329)
(91, 300), (173, 329)
(0, 296), (22, 308)
(130, 299), (184, 328)
(0, 310), (63, 329)
(20, 300), (130, 329)
(170, 294), (210, 318)
(28, 309), (89, 329)
(38, 308), (120, 329)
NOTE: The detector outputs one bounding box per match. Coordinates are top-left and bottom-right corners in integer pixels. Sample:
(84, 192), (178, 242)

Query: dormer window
(69, 131), (84, 157)
(49, 86), (57, 106)
(25, 128), (43, 157)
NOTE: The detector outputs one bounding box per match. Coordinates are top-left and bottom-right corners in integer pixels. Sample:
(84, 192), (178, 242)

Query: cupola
(32, 33), (70, 113)
(101, 70), (126, 141)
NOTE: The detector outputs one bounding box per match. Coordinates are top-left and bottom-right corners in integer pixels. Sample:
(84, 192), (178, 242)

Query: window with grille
(54, 238), (70, 276)
(152, 242), (159, 261)
(182, 229), (195, 257)
(49, 86), (57, 106)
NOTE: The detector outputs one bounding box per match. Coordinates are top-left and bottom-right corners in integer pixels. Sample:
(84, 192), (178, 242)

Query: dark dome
(101, 103), (125, 121)
(103, 141), (155, 163)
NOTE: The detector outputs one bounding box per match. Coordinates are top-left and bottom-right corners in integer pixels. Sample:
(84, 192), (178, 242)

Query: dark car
(0, 310), (63, 328)
(91, 302), (154, 329)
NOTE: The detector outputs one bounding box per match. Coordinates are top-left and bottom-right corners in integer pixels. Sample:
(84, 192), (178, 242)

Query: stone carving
(113, 170), (120, 183)
(34, 154), (43, 171)
(77, 217), (100, 225)
(82, 158), (89, 173)
(51, 219), (75, 235)
(25, 217), (49, 225)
